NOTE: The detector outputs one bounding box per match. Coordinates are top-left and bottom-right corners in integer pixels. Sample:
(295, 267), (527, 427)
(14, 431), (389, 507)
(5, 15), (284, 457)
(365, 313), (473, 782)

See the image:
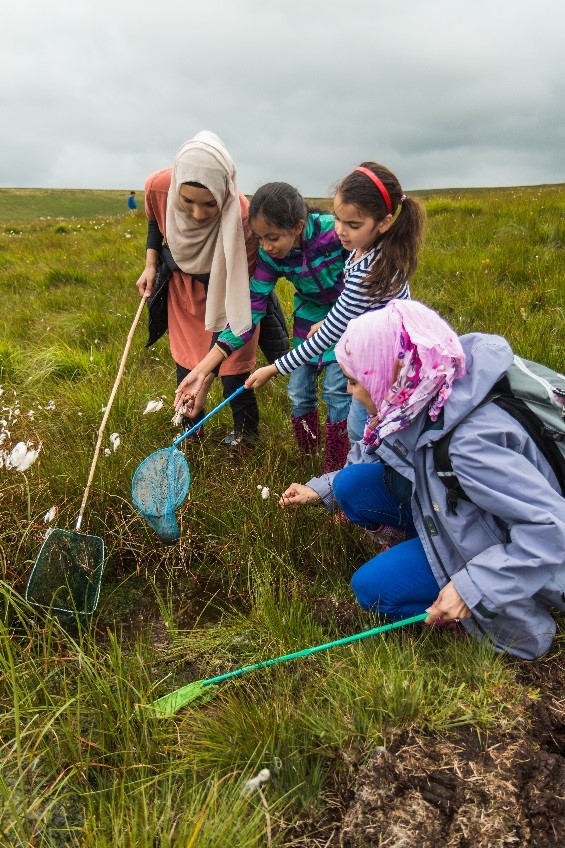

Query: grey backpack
(434, 356), (565, 514)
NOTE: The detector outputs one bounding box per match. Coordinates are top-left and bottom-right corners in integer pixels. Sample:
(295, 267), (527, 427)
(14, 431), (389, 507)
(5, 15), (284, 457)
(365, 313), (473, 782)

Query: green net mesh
(131, 446), (190, 544)
(25, 528), (104, 616)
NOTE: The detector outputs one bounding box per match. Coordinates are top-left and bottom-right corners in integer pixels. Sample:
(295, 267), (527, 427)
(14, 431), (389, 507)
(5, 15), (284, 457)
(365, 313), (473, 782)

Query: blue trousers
(287, 360), (350, 423)
(347, 396), (368, 443)
(333, 463), (440, 619)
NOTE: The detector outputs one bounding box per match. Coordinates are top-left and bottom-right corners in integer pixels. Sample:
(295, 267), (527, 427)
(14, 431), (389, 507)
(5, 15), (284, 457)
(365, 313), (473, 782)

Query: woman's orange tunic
(144, 168), (259, 374)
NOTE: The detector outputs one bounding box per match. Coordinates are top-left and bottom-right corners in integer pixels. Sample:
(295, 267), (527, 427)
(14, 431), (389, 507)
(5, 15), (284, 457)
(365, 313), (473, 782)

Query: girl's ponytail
(336, 163), (426, 300)
(376, 194), (426, 299)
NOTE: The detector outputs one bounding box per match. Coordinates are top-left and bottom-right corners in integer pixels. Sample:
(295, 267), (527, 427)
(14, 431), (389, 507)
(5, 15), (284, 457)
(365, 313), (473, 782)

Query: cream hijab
(165, 131), (252, 335)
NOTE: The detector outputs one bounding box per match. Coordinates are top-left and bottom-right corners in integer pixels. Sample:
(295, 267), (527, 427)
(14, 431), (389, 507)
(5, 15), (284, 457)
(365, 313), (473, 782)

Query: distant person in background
(127, 191), (138, 214)
(135, 131), (261, 452)
(245, 162), (425, 444)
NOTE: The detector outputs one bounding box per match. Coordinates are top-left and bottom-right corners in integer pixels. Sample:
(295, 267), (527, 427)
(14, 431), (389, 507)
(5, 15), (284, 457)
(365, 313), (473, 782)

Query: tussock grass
(0, 185), (562, 845)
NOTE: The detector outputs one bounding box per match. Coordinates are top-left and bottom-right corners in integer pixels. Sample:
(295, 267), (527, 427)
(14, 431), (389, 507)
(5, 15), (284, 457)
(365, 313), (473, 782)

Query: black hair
(249, 182), (308, 230)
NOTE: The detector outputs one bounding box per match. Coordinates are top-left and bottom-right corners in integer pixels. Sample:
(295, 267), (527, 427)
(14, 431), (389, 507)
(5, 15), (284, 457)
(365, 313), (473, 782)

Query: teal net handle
(173, 386), (245, 448)
(201, 613), (428, 687)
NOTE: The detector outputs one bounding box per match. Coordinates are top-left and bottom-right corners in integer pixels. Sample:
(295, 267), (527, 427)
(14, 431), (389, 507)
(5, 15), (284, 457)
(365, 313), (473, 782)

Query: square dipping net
(25, 528), (104, 617)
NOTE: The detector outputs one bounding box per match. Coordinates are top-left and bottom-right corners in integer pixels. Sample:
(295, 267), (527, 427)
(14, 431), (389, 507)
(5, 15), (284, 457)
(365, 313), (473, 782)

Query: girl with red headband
(245, 162), (426, 445)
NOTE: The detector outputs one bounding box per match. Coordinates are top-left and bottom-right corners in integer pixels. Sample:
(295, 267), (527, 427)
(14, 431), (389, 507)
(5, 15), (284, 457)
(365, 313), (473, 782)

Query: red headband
(355, 166), (393, 215)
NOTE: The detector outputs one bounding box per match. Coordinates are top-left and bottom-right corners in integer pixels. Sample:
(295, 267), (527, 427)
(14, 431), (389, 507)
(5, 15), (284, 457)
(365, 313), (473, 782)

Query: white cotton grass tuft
(171, 408), (183, 426)
(3, 441), (41, 472)
(109, 433), (120, 451)
(241, 768), (270, 796)
(104, 448), (111, 457)
(143, 399), (164, 415)
(43, 506), (57, 523)
(261, 486), (270, 500)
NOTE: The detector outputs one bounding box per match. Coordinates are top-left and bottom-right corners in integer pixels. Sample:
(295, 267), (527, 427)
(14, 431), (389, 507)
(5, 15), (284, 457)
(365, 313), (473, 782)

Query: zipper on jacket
(419, 450), (491, 637)
(413, 491), (450, 582)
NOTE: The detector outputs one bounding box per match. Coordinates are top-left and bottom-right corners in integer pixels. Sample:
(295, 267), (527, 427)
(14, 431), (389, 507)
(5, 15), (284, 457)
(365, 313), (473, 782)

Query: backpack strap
(433, 428), (466, 515)
(434, 378), (565, 515)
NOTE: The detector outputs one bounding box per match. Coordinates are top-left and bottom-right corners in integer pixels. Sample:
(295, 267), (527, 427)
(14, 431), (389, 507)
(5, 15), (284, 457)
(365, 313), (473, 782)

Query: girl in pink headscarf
(280, 300), (565, 659)
(334, 298), (465, 448)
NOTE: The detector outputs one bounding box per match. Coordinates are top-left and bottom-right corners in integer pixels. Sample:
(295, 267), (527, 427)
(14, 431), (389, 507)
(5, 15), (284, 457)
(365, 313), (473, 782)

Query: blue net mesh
(131, 446), (190, 543)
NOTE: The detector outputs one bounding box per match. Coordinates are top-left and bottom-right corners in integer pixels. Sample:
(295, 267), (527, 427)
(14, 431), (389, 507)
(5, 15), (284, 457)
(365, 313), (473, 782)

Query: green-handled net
(145, 613), (429, 717)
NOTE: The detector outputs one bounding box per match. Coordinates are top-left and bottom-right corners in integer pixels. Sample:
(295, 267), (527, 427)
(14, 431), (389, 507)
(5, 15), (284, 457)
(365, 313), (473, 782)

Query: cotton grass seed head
(3, 441), (41, 472)
(43, 506), (57, 523)
(143, 399), (164, 415)
(242, 768), (271, 796)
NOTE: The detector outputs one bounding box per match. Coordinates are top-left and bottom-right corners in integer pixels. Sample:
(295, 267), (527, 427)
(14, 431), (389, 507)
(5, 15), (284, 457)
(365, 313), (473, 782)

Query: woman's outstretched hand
(424, 580), (471, 625)
(279, 483), (321, 507)
(245, 364), (278, 390)
(174, 372), (214, 414)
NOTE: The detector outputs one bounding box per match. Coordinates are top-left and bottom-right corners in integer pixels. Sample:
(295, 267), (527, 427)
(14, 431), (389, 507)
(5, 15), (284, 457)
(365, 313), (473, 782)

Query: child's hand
(306, 321), (324, 339)
(424, 581), (471, 625)
(279, 483), (321, 507)
(245, 365), (278, 389)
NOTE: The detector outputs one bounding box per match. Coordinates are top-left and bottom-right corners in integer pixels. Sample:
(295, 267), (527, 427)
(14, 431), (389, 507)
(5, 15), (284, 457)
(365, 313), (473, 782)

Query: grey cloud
(1, 0), (563, 194)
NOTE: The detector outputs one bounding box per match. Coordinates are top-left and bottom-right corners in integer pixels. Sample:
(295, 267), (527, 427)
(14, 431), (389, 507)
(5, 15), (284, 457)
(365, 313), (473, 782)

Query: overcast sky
(1, 1), (563, 195)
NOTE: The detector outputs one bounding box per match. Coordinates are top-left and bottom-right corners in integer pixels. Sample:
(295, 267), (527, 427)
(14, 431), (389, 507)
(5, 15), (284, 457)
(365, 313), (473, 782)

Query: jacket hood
(439, 332), (513, 435)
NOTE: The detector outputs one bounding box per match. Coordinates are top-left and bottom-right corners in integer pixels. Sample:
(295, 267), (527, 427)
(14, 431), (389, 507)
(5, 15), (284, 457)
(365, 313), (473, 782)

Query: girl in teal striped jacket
(175, 182), (351, 472)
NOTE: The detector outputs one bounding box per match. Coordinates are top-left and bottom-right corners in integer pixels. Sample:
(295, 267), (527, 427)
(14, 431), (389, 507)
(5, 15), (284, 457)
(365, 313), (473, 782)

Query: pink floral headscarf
(334, 300), (466, 446)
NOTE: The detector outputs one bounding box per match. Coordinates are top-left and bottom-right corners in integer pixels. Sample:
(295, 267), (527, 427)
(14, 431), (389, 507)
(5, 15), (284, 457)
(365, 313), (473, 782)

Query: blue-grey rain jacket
(308, 333), (565, 659)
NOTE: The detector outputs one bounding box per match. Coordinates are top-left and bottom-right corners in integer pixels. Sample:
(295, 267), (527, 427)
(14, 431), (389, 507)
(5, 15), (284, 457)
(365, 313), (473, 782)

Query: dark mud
(286, 654), (565, 847)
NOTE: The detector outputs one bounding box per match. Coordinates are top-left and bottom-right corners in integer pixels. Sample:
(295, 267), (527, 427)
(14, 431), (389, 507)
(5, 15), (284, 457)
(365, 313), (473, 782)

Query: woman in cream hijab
(136, 131), (260, 450)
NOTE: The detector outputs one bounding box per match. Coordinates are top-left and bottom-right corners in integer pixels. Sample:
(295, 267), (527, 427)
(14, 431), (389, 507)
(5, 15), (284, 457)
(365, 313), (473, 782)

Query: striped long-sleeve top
(216, 212), (347, 366)
(273, 245), (410, 375)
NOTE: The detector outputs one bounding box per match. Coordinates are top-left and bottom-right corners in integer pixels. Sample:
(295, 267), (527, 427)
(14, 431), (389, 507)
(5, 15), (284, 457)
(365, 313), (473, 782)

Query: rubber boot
(323, 418), (350, 473)
(290, 410), (321, 456)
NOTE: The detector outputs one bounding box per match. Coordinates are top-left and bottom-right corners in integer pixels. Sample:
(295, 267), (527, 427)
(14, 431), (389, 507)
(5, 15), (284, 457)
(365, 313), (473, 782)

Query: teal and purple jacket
(217, 212), (348, 366)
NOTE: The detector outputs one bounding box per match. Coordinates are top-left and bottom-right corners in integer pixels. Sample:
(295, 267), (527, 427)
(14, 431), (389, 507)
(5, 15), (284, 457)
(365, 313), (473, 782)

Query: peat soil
(286, 642), (565, 848)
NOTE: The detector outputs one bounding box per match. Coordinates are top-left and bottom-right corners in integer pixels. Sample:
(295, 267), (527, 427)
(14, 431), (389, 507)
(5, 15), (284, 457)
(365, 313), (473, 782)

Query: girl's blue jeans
(347, 397), (368, 443)
(287, 360), (350, 423)
(333, 462), (440, 619)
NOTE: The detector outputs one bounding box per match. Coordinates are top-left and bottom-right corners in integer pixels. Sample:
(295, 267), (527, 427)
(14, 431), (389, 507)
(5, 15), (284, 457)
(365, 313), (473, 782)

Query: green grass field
(0, 188), (143, 223)
(0, 185), (563, 846)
